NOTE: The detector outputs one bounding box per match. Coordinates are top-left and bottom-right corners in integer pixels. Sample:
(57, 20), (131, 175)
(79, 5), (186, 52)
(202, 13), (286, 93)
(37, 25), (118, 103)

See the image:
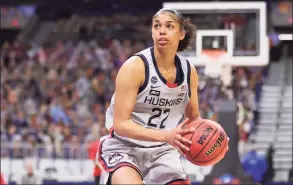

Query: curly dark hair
(152, 8), (197, 52)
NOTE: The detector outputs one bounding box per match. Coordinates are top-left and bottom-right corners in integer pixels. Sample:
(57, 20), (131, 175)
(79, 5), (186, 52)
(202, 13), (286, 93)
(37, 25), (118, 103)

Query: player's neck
(154, 47), (177, 70)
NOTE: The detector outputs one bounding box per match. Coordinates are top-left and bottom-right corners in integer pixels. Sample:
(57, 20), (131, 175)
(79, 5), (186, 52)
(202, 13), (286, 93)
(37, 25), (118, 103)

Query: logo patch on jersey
(149, 89), (160, 96)
(149, 76), (160, 96)
(177, 92), (185, 97)
(181, 85), (188, 91)
(151, 76), (158, 84)
(151, 84), (160, 89)
(109, 153), (123, 164)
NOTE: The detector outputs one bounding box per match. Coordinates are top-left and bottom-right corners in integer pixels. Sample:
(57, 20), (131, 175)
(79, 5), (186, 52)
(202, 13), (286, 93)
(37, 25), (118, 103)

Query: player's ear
(180, 30), (186, 41)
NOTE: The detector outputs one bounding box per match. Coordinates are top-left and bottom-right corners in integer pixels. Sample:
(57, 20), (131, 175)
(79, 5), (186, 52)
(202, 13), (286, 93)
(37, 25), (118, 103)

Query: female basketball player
(96, 8), (229, 184)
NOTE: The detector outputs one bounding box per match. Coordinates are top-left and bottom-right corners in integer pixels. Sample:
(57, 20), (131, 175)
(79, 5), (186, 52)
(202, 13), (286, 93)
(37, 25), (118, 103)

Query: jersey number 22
(147, 108), (170, 129)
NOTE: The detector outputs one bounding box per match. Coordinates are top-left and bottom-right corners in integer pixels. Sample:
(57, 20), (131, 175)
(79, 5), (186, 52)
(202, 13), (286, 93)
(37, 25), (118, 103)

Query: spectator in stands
(252, 72), (264, 127)
(238, 116), (251, 156)
(87, 124), (108, 185)
(262, 145), (275, 184)
(17, 162), (43, 184)
(9, 135), (24, 158)
(88, 138), (102, 185)
(79, 24), (89, 41)
(241, 147), (268, 183)
(0, 173), (6, 185)
(67, 135), (81, 159)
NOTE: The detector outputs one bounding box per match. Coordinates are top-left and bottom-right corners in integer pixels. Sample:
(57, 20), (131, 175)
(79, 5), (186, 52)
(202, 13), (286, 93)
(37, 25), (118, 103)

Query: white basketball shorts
(95, 131), (190, 184)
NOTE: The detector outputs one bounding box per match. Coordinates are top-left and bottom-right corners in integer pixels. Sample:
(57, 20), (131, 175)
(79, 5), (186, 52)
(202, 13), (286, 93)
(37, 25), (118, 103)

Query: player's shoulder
(120, 55), (145, 73)
(116, 52), (148, 86)
(119, 48), (151, 73)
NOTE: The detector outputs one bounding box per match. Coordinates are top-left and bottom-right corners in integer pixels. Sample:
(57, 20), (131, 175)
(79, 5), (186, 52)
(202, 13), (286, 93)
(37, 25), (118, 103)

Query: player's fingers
(178, 127), (195, 135)
(177, 118), (190, 129)
(174, 139), (189, 152)
(176, 134), (192, 145)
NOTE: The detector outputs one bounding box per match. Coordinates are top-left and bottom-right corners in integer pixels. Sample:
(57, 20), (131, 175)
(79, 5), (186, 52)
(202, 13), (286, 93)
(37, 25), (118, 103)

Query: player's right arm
(113, 56), (167, 142)
(113, 56), (194, 155)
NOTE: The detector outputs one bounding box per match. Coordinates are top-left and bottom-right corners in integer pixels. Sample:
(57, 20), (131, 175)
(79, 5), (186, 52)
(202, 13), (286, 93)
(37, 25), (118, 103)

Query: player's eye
(153, 24), (160, 29)
(167, 24), (174, 29)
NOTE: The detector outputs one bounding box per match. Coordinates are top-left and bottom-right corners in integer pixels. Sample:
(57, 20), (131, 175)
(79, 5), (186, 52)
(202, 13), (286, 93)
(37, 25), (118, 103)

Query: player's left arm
(184, 64), (201, 122)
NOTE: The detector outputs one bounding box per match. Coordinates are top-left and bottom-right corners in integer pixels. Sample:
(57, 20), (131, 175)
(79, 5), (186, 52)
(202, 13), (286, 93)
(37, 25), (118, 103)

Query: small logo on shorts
(109, 153), (123, 164)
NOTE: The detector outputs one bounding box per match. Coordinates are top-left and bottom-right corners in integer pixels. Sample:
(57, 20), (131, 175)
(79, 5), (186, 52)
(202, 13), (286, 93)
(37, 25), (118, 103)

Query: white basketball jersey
(105, 47), (191, 147)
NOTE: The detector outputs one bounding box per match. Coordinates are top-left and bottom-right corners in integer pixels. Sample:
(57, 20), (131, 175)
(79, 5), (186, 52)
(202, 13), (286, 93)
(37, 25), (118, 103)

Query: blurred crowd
(1, 38), (134, 158)
(0, 36), (267, 159)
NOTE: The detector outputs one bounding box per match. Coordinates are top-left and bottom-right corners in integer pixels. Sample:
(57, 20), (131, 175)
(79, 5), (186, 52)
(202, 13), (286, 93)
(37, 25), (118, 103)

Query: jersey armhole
(186, 59), (191, 98)
(133, 54), (149, 94)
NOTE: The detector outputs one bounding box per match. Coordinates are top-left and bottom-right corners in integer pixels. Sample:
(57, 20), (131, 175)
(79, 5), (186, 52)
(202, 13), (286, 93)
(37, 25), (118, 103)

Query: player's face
(152, 12), (185, 50)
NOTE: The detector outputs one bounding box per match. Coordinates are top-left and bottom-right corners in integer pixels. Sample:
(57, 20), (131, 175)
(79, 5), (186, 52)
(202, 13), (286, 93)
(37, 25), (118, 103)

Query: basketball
(183, 119), (228, 166)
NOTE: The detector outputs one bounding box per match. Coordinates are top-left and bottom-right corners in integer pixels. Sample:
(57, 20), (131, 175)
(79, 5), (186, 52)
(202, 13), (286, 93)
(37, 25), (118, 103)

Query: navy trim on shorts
(99, 140), (111, 169)
(134, 54), (149, 94)
(107, 164), (143, 185)
(186, 59), (191, 98)
(165, 178), (190, 185)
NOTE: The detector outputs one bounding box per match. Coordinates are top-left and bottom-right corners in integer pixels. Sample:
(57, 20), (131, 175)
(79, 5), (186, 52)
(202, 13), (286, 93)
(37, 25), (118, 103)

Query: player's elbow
(113, 120), (126, 137)
(113, 121), (121, 134)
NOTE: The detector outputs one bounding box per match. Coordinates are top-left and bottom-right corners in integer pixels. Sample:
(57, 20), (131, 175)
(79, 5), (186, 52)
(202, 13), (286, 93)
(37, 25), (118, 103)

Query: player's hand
(164, 118), (195, 157)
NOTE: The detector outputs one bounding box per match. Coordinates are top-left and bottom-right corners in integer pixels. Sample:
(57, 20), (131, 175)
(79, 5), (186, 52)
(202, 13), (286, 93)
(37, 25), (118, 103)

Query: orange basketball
(182, 119), (228, 166)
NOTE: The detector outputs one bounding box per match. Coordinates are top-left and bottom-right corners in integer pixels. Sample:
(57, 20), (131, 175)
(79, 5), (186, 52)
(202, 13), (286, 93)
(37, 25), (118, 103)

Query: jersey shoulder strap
(132, 48), (153, 94)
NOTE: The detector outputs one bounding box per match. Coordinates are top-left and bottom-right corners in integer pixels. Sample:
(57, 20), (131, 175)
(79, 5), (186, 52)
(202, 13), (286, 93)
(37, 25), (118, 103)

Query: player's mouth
(158, 38), (169, 45)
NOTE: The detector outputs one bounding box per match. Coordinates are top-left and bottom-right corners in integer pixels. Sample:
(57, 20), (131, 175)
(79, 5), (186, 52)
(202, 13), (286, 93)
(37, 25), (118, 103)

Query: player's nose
(159, 27), (166, 35)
